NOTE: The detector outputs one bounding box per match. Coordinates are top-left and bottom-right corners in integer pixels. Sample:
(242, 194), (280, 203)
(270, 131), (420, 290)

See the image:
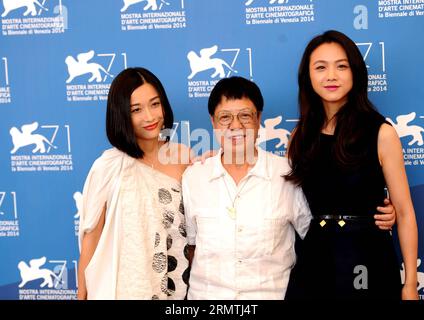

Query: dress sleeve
(78, 148), (123, 251)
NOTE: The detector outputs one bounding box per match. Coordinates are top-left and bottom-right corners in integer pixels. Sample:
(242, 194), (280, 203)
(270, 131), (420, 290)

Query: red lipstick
(143, 122), (159, 131)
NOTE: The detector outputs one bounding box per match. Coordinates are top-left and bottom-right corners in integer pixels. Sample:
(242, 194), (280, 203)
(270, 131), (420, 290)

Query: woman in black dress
(285, 30), (419, 300)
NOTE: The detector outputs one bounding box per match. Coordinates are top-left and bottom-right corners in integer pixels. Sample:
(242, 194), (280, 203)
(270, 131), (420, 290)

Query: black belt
(312, 214), (374, 227)
(312, 215), (374, 221)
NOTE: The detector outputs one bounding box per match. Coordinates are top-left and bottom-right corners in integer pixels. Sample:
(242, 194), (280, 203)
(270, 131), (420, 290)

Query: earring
(159, 125), (166, 141)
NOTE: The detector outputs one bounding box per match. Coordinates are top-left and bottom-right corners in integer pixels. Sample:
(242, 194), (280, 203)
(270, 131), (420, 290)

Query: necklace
(323, 113), (337, 134)
(222, 175), (249, 219)
(141, 156), (155, 169)
(140, 141), (167, 169)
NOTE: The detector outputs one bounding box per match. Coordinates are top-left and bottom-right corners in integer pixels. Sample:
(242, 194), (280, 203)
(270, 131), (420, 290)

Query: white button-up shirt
(182, 148), (312, 300)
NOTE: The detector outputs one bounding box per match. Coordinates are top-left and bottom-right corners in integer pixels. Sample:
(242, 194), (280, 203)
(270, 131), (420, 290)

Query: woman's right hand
(77, 203), (106, 300)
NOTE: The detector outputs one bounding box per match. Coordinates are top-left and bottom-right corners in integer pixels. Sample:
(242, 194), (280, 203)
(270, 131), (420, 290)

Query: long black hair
(285, 30), (385, 185)
(106, 67), (174, 159)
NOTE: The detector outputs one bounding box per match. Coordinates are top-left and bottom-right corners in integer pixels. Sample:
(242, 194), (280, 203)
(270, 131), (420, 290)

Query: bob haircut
(208, 76), (264, 116)
(106, 67), (174, 159)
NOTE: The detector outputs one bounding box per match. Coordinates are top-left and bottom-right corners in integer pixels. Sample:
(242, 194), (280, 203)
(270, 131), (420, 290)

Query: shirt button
(238, 260), (242, 264)
(238, 227), (243, 232)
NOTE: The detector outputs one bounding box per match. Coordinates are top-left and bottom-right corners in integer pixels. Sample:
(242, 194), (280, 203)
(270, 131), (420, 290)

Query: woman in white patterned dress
(77, 67), (191, 300)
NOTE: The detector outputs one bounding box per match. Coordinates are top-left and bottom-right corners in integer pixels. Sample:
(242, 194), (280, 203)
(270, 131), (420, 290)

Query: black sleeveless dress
(285, 116), (401, 300)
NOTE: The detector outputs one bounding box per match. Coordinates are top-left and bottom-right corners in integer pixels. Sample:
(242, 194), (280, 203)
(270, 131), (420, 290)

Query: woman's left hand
(401, 283), (419, 300)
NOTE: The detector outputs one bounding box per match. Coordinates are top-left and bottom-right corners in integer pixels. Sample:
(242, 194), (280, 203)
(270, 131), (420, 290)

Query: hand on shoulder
(189, 149), (218, 164)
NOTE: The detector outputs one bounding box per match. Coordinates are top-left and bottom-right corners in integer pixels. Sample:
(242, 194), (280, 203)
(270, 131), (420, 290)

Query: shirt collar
(208, 147), (271, 182)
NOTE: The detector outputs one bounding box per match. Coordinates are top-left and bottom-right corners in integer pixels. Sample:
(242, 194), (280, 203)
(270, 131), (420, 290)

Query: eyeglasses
(215, 110), (257, 126)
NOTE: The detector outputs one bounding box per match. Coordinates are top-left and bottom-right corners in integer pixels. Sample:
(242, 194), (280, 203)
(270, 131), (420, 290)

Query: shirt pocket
(262, 217), (286, 256)
(194, 208), (221, 251)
